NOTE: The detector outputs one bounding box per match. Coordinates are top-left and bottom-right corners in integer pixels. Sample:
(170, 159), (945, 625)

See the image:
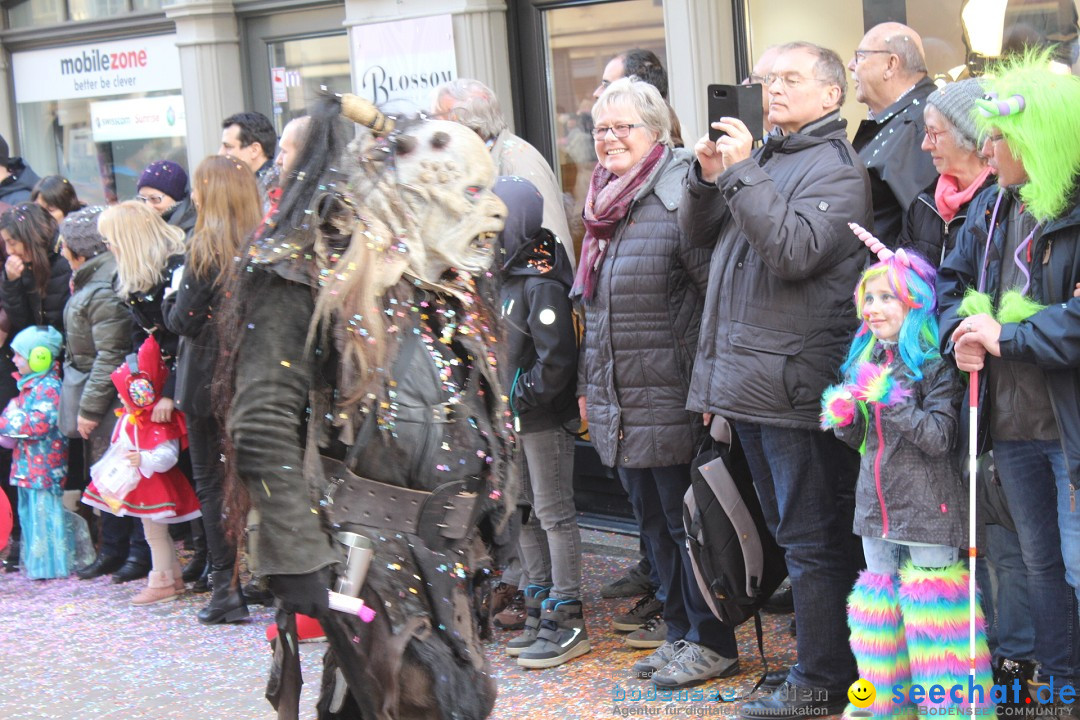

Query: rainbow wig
(976, 49), (1080, 223)
(841, 251), (940, 382)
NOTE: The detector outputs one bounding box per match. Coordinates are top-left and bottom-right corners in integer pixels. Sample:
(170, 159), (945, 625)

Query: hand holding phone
(708, 84), (764, 143)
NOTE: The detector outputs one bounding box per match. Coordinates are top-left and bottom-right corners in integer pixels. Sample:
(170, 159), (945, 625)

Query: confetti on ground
(0, 542), (798, 719)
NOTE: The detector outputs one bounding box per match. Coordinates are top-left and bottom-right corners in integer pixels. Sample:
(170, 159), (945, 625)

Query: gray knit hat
(925, 78), (985, 146)
(60, 205), (107, 260)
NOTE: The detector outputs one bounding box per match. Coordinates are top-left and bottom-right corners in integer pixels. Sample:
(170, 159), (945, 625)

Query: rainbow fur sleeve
(849, 362), (912, 406)
(820, 384), (856, 429)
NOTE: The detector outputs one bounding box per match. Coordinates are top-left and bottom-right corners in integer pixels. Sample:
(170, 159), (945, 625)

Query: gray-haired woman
(573, 77), (739, 688)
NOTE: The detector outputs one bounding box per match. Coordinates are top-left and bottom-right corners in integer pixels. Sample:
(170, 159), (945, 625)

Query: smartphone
(708, 83), (764, 143)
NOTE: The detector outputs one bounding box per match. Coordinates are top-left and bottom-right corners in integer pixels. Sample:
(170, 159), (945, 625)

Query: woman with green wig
(937, 50), (1080, 703)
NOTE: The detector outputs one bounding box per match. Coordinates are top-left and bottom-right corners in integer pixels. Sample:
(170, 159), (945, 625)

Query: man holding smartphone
(680, 41), (871, 719)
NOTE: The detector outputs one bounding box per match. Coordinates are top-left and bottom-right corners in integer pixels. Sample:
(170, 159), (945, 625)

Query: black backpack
(683, 418), (787, 690)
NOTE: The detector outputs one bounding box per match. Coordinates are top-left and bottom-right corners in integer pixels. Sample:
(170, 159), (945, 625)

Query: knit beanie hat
(137, 160), (188, 202)
(60, 205), (107, 260)
(11, 325), (63, 372)
(926, 78), (985, 147)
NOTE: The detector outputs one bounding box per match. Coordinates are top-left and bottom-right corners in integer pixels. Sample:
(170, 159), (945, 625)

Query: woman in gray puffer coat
(573, 78), (737, 688)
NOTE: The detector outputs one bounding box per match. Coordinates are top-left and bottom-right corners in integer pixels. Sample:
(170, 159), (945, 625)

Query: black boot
(192, 555), (212, 593)
(3, 539), (19, 573)
(181, 518), (208, 583)
(197, 569), (250, 625)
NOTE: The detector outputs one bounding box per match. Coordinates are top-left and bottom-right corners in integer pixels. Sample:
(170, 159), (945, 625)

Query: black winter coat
(162, 265), (218, 417)
(680, 114), (873, 429)
(896, 173), (997, 267)
(833, 346), (966, 547)
(577, 147), (711, 468)
(938, 185), (1080, 488)
(124, 253), (184, 398)
(0, 159), (40, 205)
(1, 249), (71, 333)
(163, 198), (197, 239)
(495, 176), (578, 434)
(852, 76), (938, 244)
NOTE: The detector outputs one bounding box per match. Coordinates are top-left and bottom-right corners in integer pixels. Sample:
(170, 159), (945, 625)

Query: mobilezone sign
(12, 34), (182, 103)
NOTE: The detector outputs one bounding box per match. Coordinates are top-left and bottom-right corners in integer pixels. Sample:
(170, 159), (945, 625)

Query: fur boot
(844, 570), (914, 719)
(131, 570), (180, 606)
(899, 563), (994, 713)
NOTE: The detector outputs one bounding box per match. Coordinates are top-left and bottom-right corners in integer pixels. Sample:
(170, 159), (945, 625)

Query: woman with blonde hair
(164, 156), (260, 624)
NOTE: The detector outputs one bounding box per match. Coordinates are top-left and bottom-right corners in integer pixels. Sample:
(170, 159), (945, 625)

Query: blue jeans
(979, 523), (1035, 662)
(617, 471), (664, 603)
(993, 440), (1080, 680)
(735, 422), (862, 693)
(618, 464), (738, 657)
(516, 427), (582, 600)
(862, 536), (957, 574)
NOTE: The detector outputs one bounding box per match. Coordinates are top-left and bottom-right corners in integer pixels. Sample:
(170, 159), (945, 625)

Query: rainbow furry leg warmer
(845, 570), (914, 719)
(898, 562), (995, 713)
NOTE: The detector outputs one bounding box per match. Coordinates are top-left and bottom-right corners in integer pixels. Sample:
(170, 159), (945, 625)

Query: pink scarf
(572, 144), (667, 301)
(934, 167), (992, 223)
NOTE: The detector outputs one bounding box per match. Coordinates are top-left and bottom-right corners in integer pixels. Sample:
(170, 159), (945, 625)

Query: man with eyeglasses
(848, 22), (938, 244)
(681, 41), (870, 719)
(743, 46), (782, 136)
(135, 159), (196, 237)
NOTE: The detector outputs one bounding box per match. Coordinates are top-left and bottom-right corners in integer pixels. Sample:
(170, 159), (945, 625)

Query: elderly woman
(573, 77), (737, 688)
(896, 78), (994, 265)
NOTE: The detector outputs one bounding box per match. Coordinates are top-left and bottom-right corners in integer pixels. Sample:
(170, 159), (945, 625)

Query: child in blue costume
(0, 326), (70, 579)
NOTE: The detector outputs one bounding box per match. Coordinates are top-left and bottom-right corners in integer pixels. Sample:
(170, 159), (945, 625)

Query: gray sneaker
(651, 640), (740, 689)
(624, 615), (667, 649)
(517, 599), (590, 669)
(631, 640), (676, 678)
(506, 584), (550, 657)
(612, 591), (663, 632)
(601, 562), (654, 598)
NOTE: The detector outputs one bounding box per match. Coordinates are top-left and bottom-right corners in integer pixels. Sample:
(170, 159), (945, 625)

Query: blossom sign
(351, 14), (457, 114)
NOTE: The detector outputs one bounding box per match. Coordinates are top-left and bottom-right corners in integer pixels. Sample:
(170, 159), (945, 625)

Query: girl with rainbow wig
(822, 228), (993, 718)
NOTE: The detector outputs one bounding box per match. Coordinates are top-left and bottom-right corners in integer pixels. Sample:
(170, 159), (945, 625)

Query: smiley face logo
(848, 679), (876, 708)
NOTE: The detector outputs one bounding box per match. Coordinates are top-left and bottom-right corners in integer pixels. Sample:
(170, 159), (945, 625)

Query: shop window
(7, 0), (163, 27)
(744, 0), (1079, 131)
(265, 34), (350, 134)
(7, 0), (64, 27)
(543, 0), (667, 257)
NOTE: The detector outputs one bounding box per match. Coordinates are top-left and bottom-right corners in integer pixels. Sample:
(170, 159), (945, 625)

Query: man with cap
(136, 160), (196, 237)
(848, 22), (939, 243)
(0, 135), (41, 206)
(895, 78), (994, 266)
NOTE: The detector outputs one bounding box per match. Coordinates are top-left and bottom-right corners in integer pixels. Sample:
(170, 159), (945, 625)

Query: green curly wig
(977, 49), (1080, 223)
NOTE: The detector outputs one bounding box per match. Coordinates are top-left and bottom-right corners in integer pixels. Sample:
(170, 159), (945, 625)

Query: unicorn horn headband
(848, 222), (911, 267)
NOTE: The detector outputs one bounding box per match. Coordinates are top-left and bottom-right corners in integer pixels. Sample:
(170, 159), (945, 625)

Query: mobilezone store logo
(847, 677), (1077, 715)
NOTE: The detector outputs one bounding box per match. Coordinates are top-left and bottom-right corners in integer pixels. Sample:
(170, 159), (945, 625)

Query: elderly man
(681, 41), (870, 719)
(848, 22), (938, 243)
(745, 46), (783, 136)
(433, 79), (575, 270)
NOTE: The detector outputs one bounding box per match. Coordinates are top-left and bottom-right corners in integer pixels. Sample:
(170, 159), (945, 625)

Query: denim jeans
(862, 536), (957, 574)
(618, 464), (738, 657)
(979, 523), (1035, 661)
(735, 422), (862, 693)
(516, 427), (582, 600)
(188, 414), (235, 571)
(993, 440), (1080, 680)
(617, 471), (665, 603)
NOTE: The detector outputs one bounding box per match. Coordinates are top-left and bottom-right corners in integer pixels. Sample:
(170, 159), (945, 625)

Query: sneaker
(517, 598), (590, 669)
(625, 615), (668, 649)
(651, 640), (740, 688)
(762, 578), (793, 614)
(632, 640), (677, 678)
(601, 562), (654, 598)
(506, 585), (550, 657)
(613, 591), (663, 632)
(493, 590), (526, 630)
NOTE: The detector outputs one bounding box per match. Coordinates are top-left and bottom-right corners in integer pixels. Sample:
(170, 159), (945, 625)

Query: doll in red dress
(82, 335), (200, 605)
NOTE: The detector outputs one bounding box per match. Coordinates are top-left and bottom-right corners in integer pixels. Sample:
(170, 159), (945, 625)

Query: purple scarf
(573, 144), (667, 301)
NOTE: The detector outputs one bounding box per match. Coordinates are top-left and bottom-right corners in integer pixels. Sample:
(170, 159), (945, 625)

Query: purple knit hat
(137, 160), (188, 202)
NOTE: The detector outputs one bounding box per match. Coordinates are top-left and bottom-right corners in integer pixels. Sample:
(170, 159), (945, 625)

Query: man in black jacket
(682, 42), (870, 718)
(848, 22), (938, 243)
(0, 135), (40, 206)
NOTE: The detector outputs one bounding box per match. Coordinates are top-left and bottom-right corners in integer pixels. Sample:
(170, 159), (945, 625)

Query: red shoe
(265, 613), (327, 643)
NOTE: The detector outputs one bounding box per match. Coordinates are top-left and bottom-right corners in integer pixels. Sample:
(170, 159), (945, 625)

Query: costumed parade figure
(821, 231), (993, 718)
(223, 94), (512, 720)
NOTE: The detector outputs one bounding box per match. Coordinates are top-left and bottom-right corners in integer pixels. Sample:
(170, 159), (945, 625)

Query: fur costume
(224, 95), (512, 720)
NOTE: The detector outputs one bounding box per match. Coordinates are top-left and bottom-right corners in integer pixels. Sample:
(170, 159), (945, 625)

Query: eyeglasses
(853, 49), (892, 63)
(924, 126), (947, 146)
(592, 123), (645, 139)
(136, 193), (166, 205)
(747, 74), (768, 85)
(764, 73), (822, 90)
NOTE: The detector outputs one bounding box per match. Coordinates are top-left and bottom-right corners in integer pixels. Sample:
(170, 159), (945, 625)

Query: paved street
(1, 529), (797, 720)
